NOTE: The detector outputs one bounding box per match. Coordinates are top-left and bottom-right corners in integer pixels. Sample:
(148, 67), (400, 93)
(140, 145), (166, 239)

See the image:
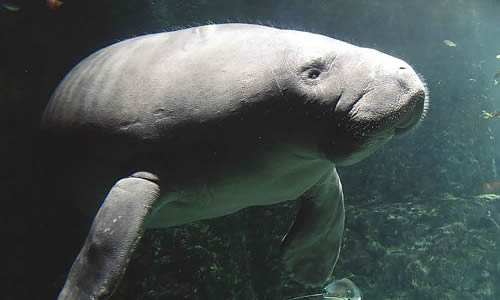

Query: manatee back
(42, 24), (294, 141)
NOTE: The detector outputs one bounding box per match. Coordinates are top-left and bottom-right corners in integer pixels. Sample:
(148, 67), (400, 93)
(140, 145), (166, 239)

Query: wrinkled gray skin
(41, 23), (428, 300)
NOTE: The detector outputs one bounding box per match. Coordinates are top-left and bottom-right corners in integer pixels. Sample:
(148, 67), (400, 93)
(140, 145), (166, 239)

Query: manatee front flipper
(281, 167), (345, 286)
(58, 172), (160, 300)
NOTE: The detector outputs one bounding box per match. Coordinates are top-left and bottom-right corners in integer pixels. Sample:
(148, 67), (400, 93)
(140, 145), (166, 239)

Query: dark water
(1, 0), (499, 299)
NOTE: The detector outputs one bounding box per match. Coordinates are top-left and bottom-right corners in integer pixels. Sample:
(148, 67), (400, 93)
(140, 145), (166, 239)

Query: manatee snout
(345, 53), (428, 134)
(324, 49), (429, 165)
(386, 61), (429, 135)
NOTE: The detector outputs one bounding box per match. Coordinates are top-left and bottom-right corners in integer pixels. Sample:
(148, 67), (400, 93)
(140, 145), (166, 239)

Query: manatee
(40, 23), (429, 299)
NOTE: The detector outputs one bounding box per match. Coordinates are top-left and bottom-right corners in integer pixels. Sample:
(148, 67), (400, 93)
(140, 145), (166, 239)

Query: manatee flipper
(281, 167), (345, 286)
(58, 172), (160, 300)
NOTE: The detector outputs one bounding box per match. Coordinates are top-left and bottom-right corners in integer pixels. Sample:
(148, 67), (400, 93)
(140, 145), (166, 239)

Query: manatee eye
(308, 68), (321, 79)
(300, 61), (327, 82)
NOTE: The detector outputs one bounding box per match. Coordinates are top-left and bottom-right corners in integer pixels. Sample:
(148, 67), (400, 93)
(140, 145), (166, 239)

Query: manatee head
(325, 48), (428, 165)
(282, 31), (429, 165)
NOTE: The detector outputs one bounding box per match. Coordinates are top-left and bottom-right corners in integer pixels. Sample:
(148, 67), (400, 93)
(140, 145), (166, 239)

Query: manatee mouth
(393, 90), (428, 135)
(342, 88), (427, 138)
(325, 83), (428, 165)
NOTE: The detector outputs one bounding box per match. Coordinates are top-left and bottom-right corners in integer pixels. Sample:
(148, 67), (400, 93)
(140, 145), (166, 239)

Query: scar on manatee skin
(271, 69), (284, 96)
(119, 119), (141, 131)
(153, 108), (165, 117)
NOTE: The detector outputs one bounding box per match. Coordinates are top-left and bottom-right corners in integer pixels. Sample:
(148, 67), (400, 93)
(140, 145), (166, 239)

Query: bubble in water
(324, 278), (362, 300)
(287, 278), (362, 300)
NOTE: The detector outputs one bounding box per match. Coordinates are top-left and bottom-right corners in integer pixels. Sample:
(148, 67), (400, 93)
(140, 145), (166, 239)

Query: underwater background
(1, 0), (499, 299)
